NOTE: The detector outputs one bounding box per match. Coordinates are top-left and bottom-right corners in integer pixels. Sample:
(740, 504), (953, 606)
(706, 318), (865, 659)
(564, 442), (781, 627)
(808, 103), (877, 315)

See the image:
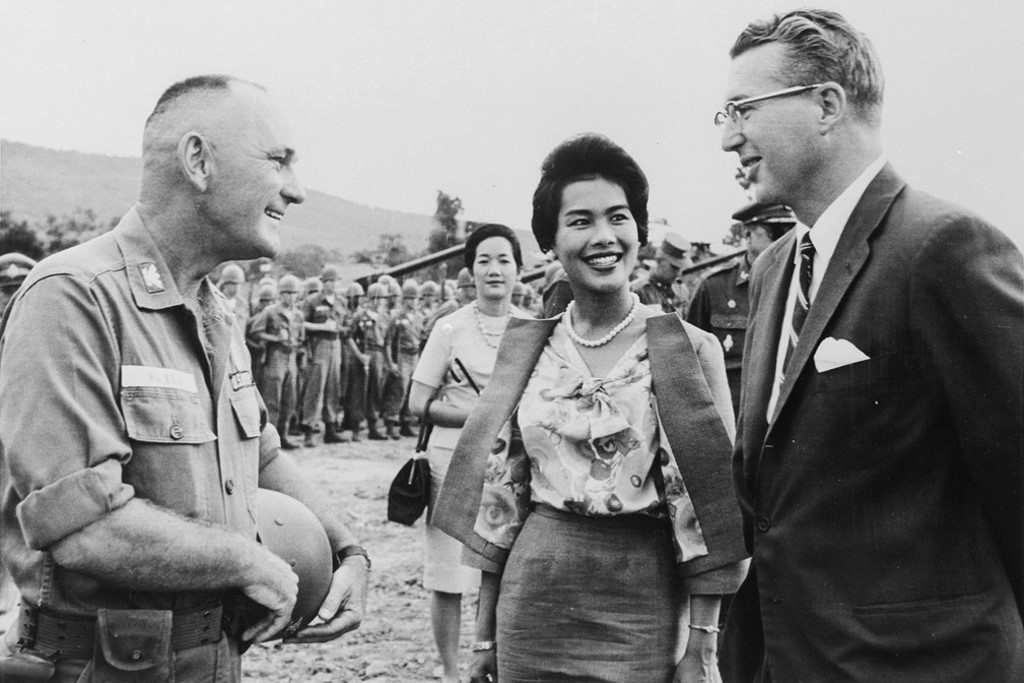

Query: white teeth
(264, 209), (283, 220)
(586, 255), (619, 267)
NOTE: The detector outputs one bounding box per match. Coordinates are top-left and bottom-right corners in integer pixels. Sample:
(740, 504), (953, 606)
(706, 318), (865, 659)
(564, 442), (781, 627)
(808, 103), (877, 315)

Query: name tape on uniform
(121, 365), (198, 393)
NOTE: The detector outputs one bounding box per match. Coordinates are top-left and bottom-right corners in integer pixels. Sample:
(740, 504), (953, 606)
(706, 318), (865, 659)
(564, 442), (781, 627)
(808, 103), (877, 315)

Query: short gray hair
(731, 9), (884, 123)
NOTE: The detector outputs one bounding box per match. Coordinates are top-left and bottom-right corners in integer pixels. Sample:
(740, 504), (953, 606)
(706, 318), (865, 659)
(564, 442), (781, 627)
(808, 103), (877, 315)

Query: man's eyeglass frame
(714, 83), (825, 127)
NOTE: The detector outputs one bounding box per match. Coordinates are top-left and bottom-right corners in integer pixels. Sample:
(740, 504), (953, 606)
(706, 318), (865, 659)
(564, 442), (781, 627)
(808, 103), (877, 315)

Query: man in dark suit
(716, 9), (1024, 681)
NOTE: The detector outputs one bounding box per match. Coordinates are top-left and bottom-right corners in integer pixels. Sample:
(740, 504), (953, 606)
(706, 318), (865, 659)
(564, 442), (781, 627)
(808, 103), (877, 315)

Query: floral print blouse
(473, 318), (710, 565)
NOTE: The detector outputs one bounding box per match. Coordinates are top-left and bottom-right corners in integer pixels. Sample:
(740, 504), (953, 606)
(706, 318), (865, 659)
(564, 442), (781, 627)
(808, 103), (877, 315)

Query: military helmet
(304, 277), (323, 294)
(346, 281), (365, 298)
(246, 489), (333, 639)
(320, 266), (339, 282)
(0, 252), (37, 289)
(378, 274), (396, 288)
(366, 282), (385, 299)
(278, 274), (301, 294)
(401, 279), (420, 298)
(456, 267), (473, 289)
(387, 280), (402, 299)
(219, 263), (245, 285)
(257, 283), (277, 302)
(419, 280), (440, 297)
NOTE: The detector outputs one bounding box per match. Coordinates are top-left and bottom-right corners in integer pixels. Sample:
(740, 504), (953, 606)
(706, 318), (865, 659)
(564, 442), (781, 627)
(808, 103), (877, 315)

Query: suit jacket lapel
(770, 164), (906, 426)
(743, 232), (794, 456)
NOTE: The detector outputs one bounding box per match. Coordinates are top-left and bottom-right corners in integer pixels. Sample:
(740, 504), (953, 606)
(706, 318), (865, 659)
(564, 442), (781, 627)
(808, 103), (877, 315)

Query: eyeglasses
(713, 83), (825, 127)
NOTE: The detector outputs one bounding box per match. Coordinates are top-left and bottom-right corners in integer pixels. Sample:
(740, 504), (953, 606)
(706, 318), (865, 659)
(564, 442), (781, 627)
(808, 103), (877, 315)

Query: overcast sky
(2, 0), (1022, 248)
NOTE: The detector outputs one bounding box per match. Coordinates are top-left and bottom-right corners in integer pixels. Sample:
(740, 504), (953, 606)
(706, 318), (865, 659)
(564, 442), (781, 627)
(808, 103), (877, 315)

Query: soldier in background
(687, 202), (795, 415)
(299, 266), (345, 446)
(341, 282), (370, 442)
(630, 232), (693, 314)
(383, 280), (422, 438)
(217, 263), (251, 331)
(419, 279), (439, 319)
(362, 282), (390, 441)
(245, 282), (277, 385)
(251, 274), (306, 449)
(0, 252), (36, 639)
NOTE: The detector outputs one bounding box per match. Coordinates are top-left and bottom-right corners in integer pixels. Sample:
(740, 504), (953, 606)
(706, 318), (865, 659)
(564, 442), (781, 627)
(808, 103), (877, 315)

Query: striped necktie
(783, 232), (815, 374)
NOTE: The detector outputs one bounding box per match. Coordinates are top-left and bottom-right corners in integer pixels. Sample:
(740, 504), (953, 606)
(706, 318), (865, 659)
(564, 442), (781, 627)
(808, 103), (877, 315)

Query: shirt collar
(796, 154), (886, 264)
(113, 205), (218, 312)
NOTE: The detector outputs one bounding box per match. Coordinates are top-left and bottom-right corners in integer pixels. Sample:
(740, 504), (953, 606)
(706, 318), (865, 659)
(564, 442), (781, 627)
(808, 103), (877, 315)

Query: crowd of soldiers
(221, 264), (544, 449)
(206, 202), (793, 454)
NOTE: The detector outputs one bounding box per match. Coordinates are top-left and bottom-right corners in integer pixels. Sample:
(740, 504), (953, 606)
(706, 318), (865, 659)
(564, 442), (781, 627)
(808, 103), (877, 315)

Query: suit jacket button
(756, 516), (771, 533)
(169, 423), (184, 440)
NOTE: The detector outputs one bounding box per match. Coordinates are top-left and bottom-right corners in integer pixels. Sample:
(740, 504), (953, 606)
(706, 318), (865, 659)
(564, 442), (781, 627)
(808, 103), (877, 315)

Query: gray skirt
(497, 504), (682, 682)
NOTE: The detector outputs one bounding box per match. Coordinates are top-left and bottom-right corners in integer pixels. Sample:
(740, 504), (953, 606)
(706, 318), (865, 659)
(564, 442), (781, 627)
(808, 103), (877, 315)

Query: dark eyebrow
(562, 208), (594, 217)
(605, 204), (631, 214)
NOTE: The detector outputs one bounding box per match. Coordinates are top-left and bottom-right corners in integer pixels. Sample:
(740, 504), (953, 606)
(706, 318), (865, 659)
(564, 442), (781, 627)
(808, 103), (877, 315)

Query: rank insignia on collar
(140, 263), (165, 293)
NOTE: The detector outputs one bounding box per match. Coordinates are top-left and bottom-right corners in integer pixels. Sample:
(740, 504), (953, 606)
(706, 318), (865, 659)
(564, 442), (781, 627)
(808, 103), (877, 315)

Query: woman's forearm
(475, 570), (500, 640)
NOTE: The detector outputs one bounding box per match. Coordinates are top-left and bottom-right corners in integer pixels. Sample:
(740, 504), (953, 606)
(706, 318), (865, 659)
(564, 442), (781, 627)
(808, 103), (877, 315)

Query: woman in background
(434, 134), (748, 682)
(408, 223), (523, 683)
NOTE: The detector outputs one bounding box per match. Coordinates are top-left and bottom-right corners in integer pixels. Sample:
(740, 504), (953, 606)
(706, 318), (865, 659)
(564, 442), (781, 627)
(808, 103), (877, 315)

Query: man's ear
(817, 82), (847, 133)
(178, 131), (212, 191)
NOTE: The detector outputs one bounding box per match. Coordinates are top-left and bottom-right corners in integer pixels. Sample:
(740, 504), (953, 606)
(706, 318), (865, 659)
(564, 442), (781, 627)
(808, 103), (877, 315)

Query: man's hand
(240, 545), (299, 643)
(284, 555), (368, 643)
(673, 633), (721, 683)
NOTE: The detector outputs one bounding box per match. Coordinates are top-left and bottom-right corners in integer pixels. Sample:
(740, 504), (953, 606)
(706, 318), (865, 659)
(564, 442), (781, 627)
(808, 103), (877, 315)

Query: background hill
(0, 140), (442, 255)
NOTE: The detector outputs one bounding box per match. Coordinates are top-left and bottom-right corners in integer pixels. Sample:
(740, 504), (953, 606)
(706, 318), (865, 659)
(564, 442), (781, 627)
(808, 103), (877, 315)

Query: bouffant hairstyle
(531, 134), (649, 253)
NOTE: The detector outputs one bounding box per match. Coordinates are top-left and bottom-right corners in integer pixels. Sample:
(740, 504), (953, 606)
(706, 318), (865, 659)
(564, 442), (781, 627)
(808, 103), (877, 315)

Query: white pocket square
(814, 337), (870, 373)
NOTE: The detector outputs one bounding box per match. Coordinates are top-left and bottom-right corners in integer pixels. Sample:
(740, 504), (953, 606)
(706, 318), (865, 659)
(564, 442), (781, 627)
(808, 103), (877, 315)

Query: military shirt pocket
(229, 386), (262, 439)
(122, 387), (215, 444)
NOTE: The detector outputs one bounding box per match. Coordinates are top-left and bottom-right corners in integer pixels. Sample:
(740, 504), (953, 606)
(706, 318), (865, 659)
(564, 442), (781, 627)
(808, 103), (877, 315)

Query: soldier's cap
(456, 267), (474, 288)
(387, 280), (402, 297)
(346, 281), (365, 298)
(420, 280), (440, 296)
(320, 266), (339, 282)
(257, 283), (277, 300)
(278, 274), (301, 294)
(658, 232), (690, 268)
(731, 202), (796, 227)
(0, 252), (37, 287)
(304, 276), (323, 293)
(367, 281), (385, 298)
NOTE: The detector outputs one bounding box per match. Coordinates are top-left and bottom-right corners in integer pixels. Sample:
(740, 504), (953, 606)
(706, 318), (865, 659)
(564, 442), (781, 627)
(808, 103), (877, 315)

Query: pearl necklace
(472, 302), (509, 349)
(564, 293), (641, 348)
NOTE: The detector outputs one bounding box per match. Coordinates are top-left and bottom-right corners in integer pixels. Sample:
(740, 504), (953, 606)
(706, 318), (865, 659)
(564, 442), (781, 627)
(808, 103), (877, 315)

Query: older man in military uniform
(688, 203), (794, 415)
(631, 231), (693, 314)
(0, 75), (367, 682)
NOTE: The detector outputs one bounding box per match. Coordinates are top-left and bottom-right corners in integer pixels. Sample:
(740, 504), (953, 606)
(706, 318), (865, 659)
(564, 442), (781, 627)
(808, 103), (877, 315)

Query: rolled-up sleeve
(1, 273), (134, 549)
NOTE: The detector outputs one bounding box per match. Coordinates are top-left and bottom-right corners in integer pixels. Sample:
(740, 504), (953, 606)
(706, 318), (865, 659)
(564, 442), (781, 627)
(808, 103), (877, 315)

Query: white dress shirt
(767, 155), (886, 421)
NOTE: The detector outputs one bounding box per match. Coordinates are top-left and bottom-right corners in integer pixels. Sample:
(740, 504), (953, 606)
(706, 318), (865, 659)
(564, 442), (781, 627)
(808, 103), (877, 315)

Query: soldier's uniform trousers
(299, 335), (340, 431)
(258, 345), (299, 435)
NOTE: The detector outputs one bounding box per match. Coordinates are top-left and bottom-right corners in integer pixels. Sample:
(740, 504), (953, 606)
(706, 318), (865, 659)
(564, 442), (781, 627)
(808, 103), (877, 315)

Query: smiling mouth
(583, 253), (622, 268)
(264, 208), (284, 221)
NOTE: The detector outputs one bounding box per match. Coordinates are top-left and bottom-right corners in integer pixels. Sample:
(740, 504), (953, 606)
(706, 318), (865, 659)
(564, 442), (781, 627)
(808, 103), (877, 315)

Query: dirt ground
(243, 435), (479, 682)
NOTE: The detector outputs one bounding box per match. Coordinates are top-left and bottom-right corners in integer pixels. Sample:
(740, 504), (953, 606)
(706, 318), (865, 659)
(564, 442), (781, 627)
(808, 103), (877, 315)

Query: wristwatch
(335, 544), (372, 570)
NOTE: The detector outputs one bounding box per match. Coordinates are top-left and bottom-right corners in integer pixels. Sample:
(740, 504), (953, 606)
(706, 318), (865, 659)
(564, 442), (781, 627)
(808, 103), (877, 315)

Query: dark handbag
(387, 421), (432, 525)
